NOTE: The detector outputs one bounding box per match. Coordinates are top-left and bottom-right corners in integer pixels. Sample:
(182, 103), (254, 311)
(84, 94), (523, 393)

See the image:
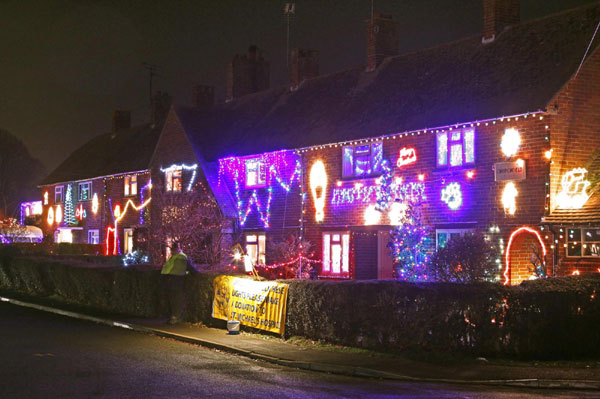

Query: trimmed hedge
(1, 254), (600, 359)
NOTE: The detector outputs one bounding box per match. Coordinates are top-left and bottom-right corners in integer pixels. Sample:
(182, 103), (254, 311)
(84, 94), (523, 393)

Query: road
(0, 303), (597, 399)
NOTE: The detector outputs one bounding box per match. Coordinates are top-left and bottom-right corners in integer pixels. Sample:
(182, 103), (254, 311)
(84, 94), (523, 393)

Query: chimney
(111, 110), (131, 137)
(366, 13), (398, 72)
(226, 45), (270, 101)
(482, 0), (520, 43)
(192, 85), (215, 109)
(290, 48), (319, 90)
(151, 91), (172, 126)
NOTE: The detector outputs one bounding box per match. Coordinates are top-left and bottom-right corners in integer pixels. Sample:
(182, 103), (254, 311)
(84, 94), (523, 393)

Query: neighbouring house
(153, 1), (600, 284)
(39, 92), (171, 254)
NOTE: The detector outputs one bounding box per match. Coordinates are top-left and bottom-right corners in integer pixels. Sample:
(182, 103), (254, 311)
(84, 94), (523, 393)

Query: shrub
(426, 233), (499, 283)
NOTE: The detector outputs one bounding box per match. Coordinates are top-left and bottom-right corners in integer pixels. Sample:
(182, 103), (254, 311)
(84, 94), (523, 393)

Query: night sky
(1, 0), (597, 172)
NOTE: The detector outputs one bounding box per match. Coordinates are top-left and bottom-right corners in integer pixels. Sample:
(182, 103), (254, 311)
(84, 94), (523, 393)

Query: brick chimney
(151, 91), (172, 126)
(226, 45), (270, 101)
(366, 13), (398, 72)
(192, 85), (215, 109)
(111, 110), (131, 137)
(290, 48), (319, 90)
(482, 0), (520, 43)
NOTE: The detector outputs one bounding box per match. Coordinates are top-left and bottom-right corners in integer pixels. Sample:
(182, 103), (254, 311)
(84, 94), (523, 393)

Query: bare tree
(0, 218), (28, 243)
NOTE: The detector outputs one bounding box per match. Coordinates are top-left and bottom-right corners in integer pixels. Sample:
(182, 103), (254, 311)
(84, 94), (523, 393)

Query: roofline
(38, 168), (150, 188)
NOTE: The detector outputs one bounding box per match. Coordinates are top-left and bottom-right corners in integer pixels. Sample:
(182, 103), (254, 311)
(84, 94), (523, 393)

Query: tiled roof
(177, 2), (600, 161)
(40, 123), (162, 185)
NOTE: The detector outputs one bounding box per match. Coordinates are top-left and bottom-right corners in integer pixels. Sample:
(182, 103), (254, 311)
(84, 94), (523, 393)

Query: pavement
(1, 294), (600, 391)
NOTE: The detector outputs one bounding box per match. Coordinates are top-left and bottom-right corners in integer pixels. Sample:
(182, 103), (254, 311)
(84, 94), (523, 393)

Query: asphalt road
(0, 303), (598, 399)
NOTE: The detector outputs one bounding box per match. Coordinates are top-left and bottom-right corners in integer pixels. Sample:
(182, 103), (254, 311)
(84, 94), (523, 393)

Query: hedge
(1, 252), (600, 359)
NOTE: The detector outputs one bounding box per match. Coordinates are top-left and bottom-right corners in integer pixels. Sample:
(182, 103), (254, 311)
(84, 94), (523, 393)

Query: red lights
(397, 147), (417, 168)
(504, 227), (546, 285)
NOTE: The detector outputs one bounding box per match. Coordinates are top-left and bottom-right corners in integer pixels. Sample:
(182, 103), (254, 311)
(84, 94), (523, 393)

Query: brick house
(39, 93), (170, 254)
(154, 1), (600, 284)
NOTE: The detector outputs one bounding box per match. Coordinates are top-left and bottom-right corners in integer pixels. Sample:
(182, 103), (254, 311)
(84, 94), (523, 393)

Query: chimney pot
(366, 13), (398, 72)
(112, 110), (131, 137)
(151, 91), (172, 125)
(192, 85), (215, 109)
(291, 48), (319, 90)
(227, 45), (270, 101)
(482, 0), (520, 43)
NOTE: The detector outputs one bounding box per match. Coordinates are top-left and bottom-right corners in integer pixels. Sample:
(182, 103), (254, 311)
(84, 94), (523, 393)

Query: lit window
(245, 159), (267, 188)
(342, 142), (383, 178)
(436, 129), (475, 168)
(124, 228), (134, 254)
(88, 229), (99, 244)
(246, 233), (266, 265)
(436, 228), (474, 249)
(124, 175), (137, 196)
(78, 182), (91, 201)
(566, 228), (600, 257)
(54, 186), (64, 203)
(322, 232), (350, 277)
(166, 168), (182, 192)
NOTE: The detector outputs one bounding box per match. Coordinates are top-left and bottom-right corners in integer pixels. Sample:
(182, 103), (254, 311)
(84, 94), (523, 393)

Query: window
(322, 232), (350, 277)
(246, 233), (266, 265)
(436, 228), (474, 249)
(245, 159), (267, 188)
(567, 228), (600, 257)
(124, 228), (134, 254)
(88, 229), (99, 245)
(54, 186), (64, 203)
(342, 142), (383, 178)
(78, 181), (92, 201)
(436, 129), (475, 168)
(124, 175), (137, 196)
(166, 168), (182, 192)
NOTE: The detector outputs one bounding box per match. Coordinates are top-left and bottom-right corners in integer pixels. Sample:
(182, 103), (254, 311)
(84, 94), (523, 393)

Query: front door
(377, 230), (394, 279)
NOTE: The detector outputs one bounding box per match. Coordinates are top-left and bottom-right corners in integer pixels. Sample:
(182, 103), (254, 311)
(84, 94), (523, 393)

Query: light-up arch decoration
(105, 198), (152, 255)
(504, 226), (546, 285)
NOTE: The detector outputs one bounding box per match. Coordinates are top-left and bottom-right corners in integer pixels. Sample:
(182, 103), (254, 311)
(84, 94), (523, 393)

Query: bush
(426, 233), (499, 283)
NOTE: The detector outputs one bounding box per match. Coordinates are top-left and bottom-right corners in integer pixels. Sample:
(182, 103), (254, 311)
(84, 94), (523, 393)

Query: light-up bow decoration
(310, 160), (327, 222)
(556, 168), (591, 209)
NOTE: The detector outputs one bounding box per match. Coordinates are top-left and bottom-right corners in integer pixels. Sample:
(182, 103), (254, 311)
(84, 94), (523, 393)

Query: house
(39, 92), (171, 254)
(152, 1), (600, 284)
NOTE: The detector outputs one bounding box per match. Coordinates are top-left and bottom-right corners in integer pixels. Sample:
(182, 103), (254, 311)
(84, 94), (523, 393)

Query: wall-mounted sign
(494, 160), (526, 182)
(396, 147), (417, 168)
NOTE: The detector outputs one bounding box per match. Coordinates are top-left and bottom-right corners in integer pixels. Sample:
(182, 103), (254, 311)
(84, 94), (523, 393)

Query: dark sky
(1, 0), (597, 172)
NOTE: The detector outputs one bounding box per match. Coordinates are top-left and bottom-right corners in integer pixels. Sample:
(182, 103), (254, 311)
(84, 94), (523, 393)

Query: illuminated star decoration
(441, 182), (462, 210)
(556, 168), (591, 209)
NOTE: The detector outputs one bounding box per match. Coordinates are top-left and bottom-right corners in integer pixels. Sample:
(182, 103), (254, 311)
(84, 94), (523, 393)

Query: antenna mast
(284, 3), (296, 69)
(142, 62), (162, 113)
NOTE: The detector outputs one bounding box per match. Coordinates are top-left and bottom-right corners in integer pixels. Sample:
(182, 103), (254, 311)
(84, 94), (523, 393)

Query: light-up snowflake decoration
(441, 182), (462, 210)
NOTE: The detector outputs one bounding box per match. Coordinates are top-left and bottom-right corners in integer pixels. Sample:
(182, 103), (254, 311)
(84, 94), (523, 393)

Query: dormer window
(342, 142), (383, 178)
(245, 159), (267, 188)
(124, 175), (137, 196)
(437, 129), (475, 168)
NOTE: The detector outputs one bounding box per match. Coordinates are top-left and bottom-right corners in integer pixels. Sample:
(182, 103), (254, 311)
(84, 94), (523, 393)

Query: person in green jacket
(161, 242), (196, 324)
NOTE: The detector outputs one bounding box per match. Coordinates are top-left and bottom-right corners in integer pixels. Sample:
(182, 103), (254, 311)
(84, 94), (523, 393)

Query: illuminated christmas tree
(388, 198), (429, 281)
(64, 184), (77, 226)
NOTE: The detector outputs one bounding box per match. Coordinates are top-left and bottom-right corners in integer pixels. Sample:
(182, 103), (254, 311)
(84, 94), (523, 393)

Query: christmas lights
(331, 181), (425, 206)
(63, 184), (76, 226)
(502, 182), (518, 215)
(375, 160), (393, 211)
(556, 168), (591, 209)
(105, 198), (152, 255)
(504, 226), (546, 285)
(75, 204), (87, 220)
(55, 205), (63, 225)
(160, 163), (198, 192)
(92, 193), (99, 214)
(396, 147), (417, 168)
(389, 199), (429, 281)
(441, 182), (462, 210)
(43, 192), (48, 205)
(310, 160), (327, 222)
(501, 128), (520, 157)
(363, 204), (382, 225)
(47, 207), (54, 225)
(20, 201), (42, 224)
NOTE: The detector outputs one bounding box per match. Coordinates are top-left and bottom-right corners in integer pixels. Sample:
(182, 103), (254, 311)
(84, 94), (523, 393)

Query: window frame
(165, 168), (183, 192)
(54, 186), (64, 203)
(87, 229), (100, 245)
(124, 175), (138, 197)
(123, 228), (134, 254)
(78, 181), (92, 201)
(566, 228), (600, 258)
(342, 141), (384, 179)
(321, 232), (350, 278)
(435, 228), (474, 249)
(244, 159), (268, 188)
(436, 128), (475, 168)
(245, 233), (266, 265)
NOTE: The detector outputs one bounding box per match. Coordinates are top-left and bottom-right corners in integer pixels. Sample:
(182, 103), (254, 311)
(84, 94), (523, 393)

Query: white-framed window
(78, 181), (92, 201)
(245, 233), (266, 265)
(567, 228), (600, 257)
(124, 228), (134, 254)
(245, 159), (267, 188)
(55, 228), (73, 244)
(124, 175), (137, 196)
(322, 232), (350, 276)
(342, 142), (383, 178)
(88, 229), (100, 244)
(166, 168), (182, 192)
(436, 129), (475, 168)
(436, 228), (474, 249)
(54, 186), (64, 203)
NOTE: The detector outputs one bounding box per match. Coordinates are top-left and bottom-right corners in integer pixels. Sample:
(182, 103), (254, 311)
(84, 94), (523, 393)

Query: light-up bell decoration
(556, 168), (591, 209)
(310, 161), (327, 222)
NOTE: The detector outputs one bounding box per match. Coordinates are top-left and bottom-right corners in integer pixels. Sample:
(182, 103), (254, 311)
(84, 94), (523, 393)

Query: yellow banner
(212, 275), (289, 335)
